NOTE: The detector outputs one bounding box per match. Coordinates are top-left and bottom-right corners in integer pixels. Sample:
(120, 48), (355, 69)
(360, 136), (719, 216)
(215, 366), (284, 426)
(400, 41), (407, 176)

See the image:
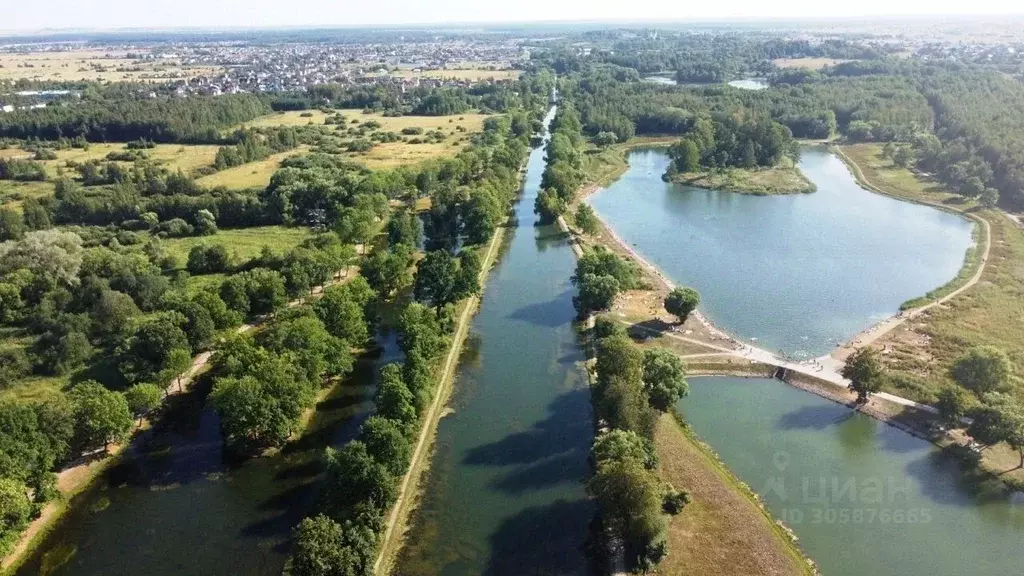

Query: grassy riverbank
(373, 205), (510, 575)
(656, 413), (816, 576)
(839, 143), (1024, 488)
(562, 145), (816, 575)
(668, 157), (816, 195)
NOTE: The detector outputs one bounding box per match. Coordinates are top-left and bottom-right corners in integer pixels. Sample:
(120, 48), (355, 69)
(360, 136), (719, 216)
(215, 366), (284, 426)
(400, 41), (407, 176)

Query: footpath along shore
(561, 144), (993, 423)
(1, 267), (359, 574)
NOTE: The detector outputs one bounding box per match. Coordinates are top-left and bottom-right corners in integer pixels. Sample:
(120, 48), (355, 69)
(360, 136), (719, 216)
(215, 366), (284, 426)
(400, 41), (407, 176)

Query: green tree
(360, 416), (411, 476)
(587, 458), (668, 572)
(117, 317), (191, 385)
(642, 348), (689, 412)
(289, 515), (376, 576)
(0, 477), (32, 556)
(573, 203), (600, 236)
(594, 131), (618, 147)
(194, 209), (217, 235)
(414, 250), (461, 310)
(320, 441), (397, 518)
(0, 208), (25, 242)
(124, 383), (163, 423)
(936, 385), (972, 427)
(69, 381), (133, 452)
(360, 246), (411, 298)
(663, 286), (700, 323)
(573, 273), (619, 315)
(592, 429), (658, 470)
(92, 290), (140, 342)
(313, 285), (370, 344)
(842, 348), (884, 402)
(980, 187), (999, 208)
(669, 138), (700, 173)
(952, 346), (1012, 394)
(374, 364), (417, 434)
(210, 374), (299, 453)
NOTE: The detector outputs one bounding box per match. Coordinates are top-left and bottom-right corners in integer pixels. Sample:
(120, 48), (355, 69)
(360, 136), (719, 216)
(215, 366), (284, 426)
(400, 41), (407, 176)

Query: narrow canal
(587, 146), (975, 357)
(681, 377), (1024, 576)
(17, 330), (402, 576)
(395, 106), (595, 575)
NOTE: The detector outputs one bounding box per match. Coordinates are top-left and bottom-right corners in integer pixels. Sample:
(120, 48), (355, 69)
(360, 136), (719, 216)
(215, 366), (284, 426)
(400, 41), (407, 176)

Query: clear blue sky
(6, 0), (1024, 32)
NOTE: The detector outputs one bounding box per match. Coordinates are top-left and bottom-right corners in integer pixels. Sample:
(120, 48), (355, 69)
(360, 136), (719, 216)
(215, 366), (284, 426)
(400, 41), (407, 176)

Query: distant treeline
(0, 93), (271, 143)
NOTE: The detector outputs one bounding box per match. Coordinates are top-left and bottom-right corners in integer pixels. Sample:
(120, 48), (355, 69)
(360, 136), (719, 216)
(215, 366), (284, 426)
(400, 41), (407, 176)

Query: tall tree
(842, 348), (884, 402)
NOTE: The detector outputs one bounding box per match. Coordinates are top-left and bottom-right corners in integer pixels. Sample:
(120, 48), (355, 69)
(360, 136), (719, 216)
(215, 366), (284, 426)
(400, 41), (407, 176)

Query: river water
(395, 107), (595, 576)
(682, 377), (1024, 576)
(587, 147), (975, 357)
(16, 330), (402, 576)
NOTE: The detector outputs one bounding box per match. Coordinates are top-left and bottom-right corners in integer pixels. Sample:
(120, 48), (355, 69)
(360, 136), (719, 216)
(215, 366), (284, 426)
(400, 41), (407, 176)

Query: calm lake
(396, 106), (595, 575)
(682, 377), (1024, 576)
(587, 147), (975, 357)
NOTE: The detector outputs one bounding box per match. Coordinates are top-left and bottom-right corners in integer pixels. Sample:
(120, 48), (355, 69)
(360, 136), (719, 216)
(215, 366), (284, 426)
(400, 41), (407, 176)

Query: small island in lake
(662, 115), (817, 195)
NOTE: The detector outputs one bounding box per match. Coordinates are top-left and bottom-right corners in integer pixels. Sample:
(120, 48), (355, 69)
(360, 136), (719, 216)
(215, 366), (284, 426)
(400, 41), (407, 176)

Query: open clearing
(242, 109), (489, 133)
(655, 415), (812, 576)
(241, 109), (489, 168)
(161, 225), (312, 263)
(0, 50), (219, 82)
(772, 57), (852, 70)
(0, 180), (54, 209)
(195, 148), (305, 189)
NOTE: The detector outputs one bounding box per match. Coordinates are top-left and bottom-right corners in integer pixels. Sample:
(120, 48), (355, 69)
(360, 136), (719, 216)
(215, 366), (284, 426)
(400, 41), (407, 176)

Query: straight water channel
(587, 147), (975, 357)
(395, 106), (595, 575)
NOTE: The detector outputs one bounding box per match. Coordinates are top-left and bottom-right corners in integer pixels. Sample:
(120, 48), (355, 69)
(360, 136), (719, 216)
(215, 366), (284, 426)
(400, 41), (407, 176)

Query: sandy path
(372, 217), (506, 575)
(1, 269), (356, 572)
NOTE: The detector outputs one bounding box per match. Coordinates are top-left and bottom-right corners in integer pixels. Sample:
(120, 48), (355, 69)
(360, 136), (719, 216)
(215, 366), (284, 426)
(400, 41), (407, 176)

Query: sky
(6, 0), (1024, 32)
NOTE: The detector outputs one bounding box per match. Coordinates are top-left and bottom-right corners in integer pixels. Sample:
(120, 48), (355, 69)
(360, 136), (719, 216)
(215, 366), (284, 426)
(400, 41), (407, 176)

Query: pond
(681, 377), (1024, 576)
(587, 146), (975, 357)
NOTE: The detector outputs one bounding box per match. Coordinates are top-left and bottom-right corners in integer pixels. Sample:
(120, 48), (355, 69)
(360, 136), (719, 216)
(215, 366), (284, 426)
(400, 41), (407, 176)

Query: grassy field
(0, 50), (218, 83)
(654, 414), (813, 576)
(772, 57), (852, 70)
(841, 144), (1024, 406)
(671, 157), (816, 195)
(195, 148), (304, 189)
(0, 180), (54, 209)
(243, 109), (489, 133)
(162, 225), (312, 263)
(241, 109), (489, 169)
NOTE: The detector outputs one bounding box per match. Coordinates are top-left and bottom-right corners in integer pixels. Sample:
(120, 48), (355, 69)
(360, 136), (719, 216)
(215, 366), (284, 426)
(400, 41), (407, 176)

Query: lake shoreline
(570, 142), (1023, 493)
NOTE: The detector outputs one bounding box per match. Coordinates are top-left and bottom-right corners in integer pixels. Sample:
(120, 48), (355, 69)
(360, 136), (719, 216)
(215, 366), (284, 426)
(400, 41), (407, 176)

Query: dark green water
(395, 107), (595, 576)
(681, 377), (1024, 576)
(587, 147), (975, 357)
(16, 330), (402, 576)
